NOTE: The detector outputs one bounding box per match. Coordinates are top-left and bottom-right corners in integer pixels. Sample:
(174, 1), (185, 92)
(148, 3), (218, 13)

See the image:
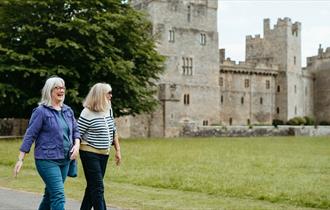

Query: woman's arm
(71, 109), (81, 160)
(113, 132), (121, 166)
(15, 107), (43, 177)
(13, 151), (26, 177)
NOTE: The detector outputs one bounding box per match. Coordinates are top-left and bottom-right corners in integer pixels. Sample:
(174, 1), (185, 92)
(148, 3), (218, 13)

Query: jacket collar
(42, 104), (69, 112)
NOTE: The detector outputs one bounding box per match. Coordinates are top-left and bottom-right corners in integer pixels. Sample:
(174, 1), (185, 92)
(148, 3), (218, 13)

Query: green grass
(0, 137), (329, 209)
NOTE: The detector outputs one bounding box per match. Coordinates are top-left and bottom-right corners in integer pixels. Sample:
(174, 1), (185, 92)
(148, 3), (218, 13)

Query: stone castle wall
(183, 125), (330, 137)
(306, 47), (330, 123)
(117, 1), (328, 138)
(125, 0), (221, 137)
(245, 18), (307, 122)
(219, 60), (278, 125)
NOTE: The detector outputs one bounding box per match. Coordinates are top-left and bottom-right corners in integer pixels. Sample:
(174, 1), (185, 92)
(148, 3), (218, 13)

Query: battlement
(220, 48), (242, 65)
(220, 60), (279, 76)
(276, 17), (293, 26)
(246, 34), (263, 42)
(220, 48), (279, 75)
(318, 46), (330, 58)
(263, 17), (301, 36)
(306, 45), (330, 67)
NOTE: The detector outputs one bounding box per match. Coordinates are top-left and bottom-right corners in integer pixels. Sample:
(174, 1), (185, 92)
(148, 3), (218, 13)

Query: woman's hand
(13, 152), (25, 177)
(115, 150), (121, 166)
(70, 139), (80, 160)
(13, 160), (23, 177)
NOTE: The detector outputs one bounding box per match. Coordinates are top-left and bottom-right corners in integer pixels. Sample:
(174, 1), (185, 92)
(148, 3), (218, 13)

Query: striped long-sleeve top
(78, 108), (116, 150)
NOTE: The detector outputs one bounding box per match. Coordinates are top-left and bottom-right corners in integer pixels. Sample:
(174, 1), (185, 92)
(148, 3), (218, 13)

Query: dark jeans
(35, 159), (70, 210)
(79, 150), (109, 210)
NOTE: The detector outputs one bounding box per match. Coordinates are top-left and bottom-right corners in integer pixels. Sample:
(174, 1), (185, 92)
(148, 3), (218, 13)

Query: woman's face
(106, 90), (112, 102)
(51, 84), (66, 104)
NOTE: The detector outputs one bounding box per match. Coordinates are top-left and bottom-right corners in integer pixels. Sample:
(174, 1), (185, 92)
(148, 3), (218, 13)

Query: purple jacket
(20, 104), (81, 159)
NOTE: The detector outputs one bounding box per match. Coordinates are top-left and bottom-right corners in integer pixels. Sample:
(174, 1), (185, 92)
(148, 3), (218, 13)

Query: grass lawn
(0, 136), (329, 209)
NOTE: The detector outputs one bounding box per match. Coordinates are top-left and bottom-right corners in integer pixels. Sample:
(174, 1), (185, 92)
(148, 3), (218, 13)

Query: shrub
(287, 117), (306, 125)
(287, 118), (298, 125)
(319, 121), (330, 125)
(303, 116), (315, 125)
(272, 119), (284, 127)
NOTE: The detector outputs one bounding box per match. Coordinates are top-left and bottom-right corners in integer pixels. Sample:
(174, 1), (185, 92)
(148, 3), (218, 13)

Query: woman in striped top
(78, 83), (121, 210)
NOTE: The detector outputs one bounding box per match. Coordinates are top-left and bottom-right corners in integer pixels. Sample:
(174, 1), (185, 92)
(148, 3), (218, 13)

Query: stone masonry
(114, 0), (330, 138)
(122, 0), (220, 137)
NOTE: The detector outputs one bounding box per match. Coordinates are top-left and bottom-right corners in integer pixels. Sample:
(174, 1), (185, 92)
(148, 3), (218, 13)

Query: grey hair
(39, 77), (65, 106)
(83, 83), (112, 112)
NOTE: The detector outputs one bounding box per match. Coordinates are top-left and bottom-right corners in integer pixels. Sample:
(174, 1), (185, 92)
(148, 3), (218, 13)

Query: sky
(217, 0), (330, 66)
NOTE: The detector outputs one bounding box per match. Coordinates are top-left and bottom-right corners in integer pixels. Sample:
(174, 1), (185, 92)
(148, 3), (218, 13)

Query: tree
(0, 0), (164, 118)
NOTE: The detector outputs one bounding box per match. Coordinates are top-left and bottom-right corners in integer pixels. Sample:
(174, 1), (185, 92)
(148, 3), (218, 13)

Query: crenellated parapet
(220, 59), (279, 76)
(306, 45), (330, 67)
(220, 48), (279, 75)
(274, 17), (301, 30)
(263, 17), (301, 37)
(246, 34), (263, 42)
(318, 46), (330, 59)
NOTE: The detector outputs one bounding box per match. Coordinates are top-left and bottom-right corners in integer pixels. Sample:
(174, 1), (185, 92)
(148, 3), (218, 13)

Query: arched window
(187, 5), (191, 22)
(183, 94), (190, 105)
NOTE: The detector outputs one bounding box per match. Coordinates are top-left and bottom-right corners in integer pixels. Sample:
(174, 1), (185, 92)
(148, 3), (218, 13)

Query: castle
(116, 0), (330, 138)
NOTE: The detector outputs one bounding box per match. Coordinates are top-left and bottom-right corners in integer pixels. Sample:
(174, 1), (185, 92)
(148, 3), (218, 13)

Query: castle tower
(129, 0), (220, 137)
(246, 18), (303, 121)
(306, 46), (330, 123)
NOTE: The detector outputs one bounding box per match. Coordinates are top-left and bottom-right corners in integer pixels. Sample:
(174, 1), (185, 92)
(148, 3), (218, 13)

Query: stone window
(221, 95), (223, 104)
(247, 119), (250, 125)
(219, 77), (223, 86)
(202, 120), (208, 126)
(294, 56), (296, 65)
(266, 80), (270, 89)
(183, 94), (190, 105)
(305, 86), (307, 96)
(295, 106), (297, 115)
(169, 30), (175, 42)
(229, 118), (233, 125)
(292, 29), (298, 37)
(241, 97), (244, 105)
(260, 97), (263, 105)
(200, 33), (206, 45)
(244, 79), (249, 88)
(182, 57), (193, 75)
(277, 85), (280, 92)
(276, 107), (280, 114)
(187, 5), (191, 22)
(294, 85), (297, 93)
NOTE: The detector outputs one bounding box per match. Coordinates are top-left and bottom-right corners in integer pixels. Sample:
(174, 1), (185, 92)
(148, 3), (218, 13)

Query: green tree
(0, 0), (164, 118)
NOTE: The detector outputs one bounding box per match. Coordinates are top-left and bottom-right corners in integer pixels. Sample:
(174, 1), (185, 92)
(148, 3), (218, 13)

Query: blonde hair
(83, 83), (112, 112)
(39, 76), (65, 106)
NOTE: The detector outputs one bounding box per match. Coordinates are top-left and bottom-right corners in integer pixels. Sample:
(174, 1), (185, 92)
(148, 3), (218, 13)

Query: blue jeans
(35, 159), (70, 210)
(79, 150), (109, 210)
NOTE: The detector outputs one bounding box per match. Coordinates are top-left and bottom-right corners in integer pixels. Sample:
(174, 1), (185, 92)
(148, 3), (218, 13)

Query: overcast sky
(217, 0), (330, 66)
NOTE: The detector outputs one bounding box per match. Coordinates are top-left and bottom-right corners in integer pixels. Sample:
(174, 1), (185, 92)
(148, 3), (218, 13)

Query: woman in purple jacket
(13, 76), (80, 210)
